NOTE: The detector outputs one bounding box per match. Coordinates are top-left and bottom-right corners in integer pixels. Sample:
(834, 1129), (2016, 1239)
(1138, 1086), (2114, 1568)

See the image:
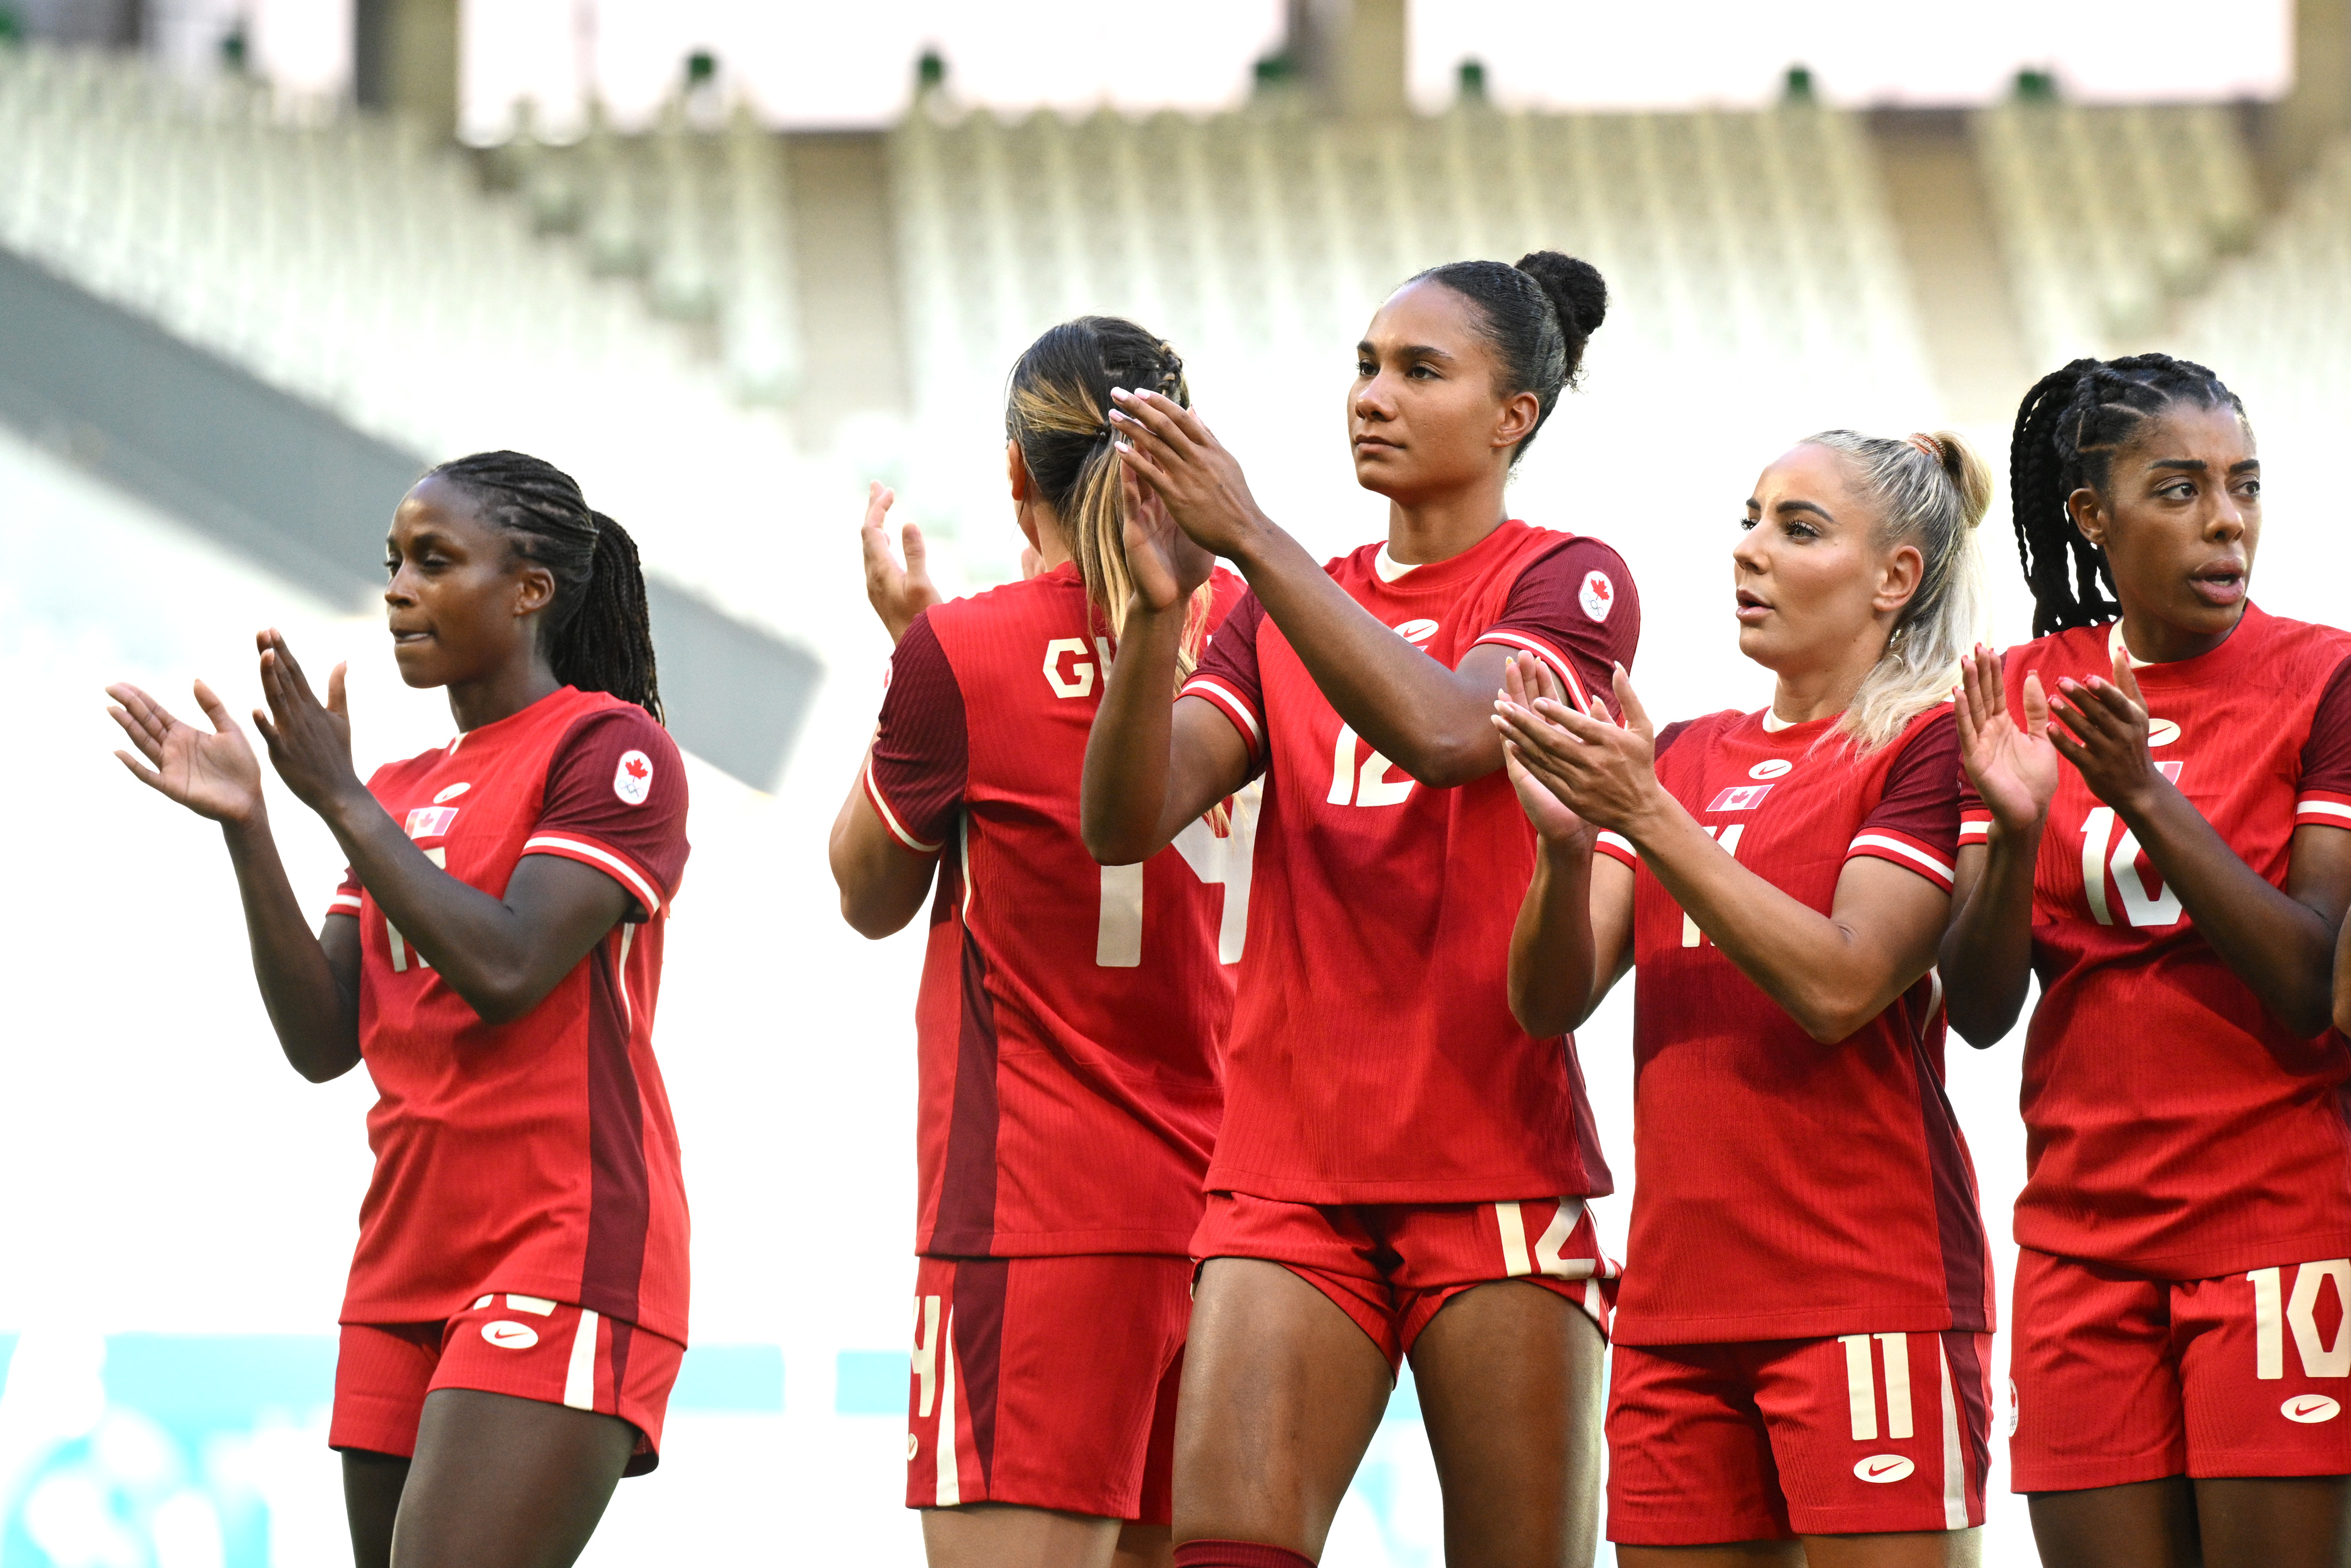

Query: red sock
(1172, 1543), (1316, 1568)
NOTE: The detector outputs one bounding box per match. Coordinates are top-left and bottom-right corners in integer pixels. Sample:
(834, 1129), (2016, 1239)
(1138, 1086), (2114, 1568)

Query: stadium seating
(0, 44), (824, 641)
(2182, 134), (2351, 416)
(1972, 101), (2261, 368)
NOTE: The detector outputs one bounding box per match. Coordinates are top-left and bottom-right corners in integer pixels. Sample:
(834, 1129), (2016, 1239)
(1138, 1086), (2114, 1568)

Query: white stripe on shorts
(1937, 1338), (1967, 1529)
(936, 1309), (961, 1506)
(563, 1308), (600, 1411)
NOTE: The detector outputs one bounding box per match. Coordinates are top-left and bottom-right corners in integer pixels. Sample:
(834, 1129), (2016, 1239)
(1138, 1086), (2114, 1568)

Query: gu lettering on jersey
(324, 687), (692, 1343)
(865, 563), (1251, 1259)
(1177, 521), (1638, 1203)
(1961, 607), (2351, 1280)
(1596, 705), (1992, 1344)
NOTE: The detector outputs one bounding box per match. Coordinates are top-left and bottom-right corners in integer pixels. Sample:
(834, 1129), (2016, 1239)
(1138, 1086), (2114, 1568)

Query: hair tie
(1906, 433), (1942, 464)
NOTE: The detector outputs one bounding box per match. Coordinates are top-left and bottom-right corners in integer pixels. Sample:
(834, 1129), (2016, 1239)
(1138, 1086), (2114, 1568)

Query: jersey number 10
(2079, 806), (2183, 928)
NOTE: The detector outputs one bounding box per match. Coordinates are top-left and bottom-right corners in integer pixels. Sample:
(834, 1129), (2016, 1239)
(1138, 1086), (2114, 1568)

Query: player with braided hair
(106, 451), (691, 1568)
(1943, 357), (2351, 1566)
(830, 317), (1250, 1568)
(1082, 253), (1636, 1568)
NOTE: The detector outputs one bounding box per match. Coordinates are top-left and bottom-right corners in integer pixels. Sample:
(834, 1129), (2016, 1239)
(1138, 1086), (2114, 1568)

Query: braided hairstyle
(1402, 250), (1608, 465)
(427, 450), (663, 722)
(1005, 317), (1212, 685)
(2009, 354), (2248, 636)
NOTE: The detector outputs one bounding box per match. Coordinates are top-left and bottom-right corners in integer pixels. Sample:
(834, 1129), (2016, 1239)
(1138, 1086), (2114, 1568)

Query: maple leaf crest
(625, 757), (649, 780)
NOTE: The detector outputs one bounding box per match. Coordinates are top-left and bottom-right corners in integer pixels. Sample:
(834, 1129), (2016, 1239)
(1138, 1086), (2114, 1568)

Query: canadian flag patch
(1579, 570), (1615, 623)
(614, 750), (654, 806)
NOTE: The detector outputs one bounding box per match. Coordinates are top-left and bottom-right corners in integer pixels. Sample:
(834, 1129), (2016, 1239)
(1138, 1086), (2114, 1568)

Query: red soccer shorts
(330, 1293), (682, 1476)
(2011, 1246), (2351, 1491)
(906, 1254), (1190, 1522)
(1191, 1191), (1617, 1370)
(1606, 1330), (1992, 1544)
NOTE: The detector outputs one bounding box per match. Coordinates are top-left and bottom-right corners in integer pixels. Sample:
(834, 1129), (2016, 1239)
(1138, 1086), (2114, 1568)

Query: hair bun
(1514, 250), (1608, 345)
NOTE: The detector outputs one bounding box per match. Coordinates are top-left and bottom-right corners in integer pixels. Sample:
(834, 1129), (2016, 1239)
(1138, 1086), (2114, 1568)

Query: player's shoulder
(365, 745), (450, 795)
(552, 693), (683, 778)
(2244, 605), (2351, 671)
(1656, 707), (1747, 760)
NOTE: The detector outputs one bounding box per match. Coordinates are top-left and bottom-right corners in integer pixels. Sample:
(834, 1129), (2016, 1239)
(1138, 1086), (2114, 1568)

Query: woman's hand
(860, 482), (940, 644)
(252, 631), (364, 818)
(1121, 464), (1213, 615)
(1954, 644), (2059, 836)
(1494, 663), (1662, 837)
(107, 678), (266, 826)
(2049, 646), (2164, 816)
(1493, 655), (1591, 846)
(1107, 388), (1269, 560)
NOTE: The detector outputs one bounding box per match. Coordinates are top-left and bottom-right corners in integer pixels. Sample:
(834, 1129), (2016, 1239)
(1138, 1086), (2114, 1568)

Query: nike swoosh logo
(1864, 1461), (1903, 1477)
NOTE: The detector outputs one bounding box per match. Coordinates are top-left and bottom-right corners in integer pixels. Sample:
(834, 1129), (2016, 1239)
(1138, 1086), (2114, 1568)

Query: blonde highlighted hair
(1800, 428), (1994, 752)
(1005, 317), (1214, 687)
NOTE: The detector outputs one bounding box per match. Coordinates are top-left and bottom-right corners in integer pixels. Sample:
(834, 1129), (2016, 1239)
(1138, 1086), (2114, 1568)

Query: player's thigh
(2191, 1476), (2351, 1567)
(2026, 1477), (2200, 1568)
(1796, 1528), (1981, 1567)
(920, 1502), (1124, 1568)
(1112, 1521), (1172, 1568)
(1410, 1278), (1606, 1565)
(392, 1387), (633, 1568)
(340, 1450), (408, 1568)
(1615, 1547), (1804, 1568)
(1171, 1256), (1391, 1556)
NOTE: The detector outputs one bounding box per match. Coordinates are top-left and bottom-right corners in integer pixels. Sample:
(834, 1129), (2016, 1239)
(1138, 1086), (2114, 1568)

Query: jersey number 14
(1096, 781), (1263, 968)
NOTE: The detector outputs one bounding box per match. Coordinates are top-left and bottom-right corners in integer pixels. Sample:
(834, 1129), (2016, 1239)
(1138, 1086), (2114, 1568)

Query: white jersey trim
(2296, 798), (2351, 824)
(862, 755), (945, 856)
(1181, 677), (1264, 746)
(523, 834), (665, 917)
(1473, 629), (1594, 714)
(328, 892), (363, 914)
(1848, 832), (1955, 885)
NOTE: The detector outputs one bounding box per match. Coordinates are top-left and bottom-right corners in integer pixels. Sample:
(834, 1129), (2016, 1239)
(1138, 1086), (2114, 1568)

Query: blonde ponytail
(1801, 428), (1992, 752)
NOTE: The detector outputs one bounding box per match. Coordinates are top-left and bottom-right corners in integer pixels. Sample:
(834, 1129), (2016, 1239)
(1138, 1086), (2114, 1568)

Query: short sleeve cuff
(326, 891), (363, 919)
(1958, 814), (1992, 845)
(1472, 630), (1596, 714)
(1847, 830), (1956, 892)
(1179, 677), (1264, 755)
(1593, 830), (1638, 869)
(522, 832), (670, 917)
(2296, 792), (2351, 829)
(862, 756), (946, 856)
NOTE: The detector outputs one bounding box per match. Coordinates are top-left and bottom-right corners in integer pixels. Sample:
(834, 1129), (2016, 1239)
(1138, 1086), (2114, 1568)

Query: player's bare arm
(1941, 643), (2058, 1047)
(1110, 385), (1517, 789)
(828, 771), (938, 938)
(2051, 647), (2351, 1039)
(1500, 652), (1633, 1036)
(1501, 666), (1949, 1044)
(252, 629), (635, 1026)
(1079, 474), (1252, 864)
(107, 675), (363, 1080)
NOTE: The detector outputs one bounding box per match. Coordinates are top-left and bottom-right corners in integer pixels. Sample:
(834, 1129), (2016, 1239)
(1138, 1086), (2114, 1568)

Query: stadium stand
(2182, 134), (2351, 415)
(1972, 101), (2262, 367)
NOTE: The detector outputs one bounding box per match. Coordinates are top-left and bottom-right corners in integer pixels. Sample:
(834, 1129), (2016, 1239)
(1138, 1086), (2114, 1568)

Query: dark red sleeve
(1473, 537), (1641, 717)
(864, 612), (968, 857)
(1180, 589), (1269, 776)
(2295, 652), (2351, 828)
(1848, 711), (1962, 892)
(525, 706), (691, 919)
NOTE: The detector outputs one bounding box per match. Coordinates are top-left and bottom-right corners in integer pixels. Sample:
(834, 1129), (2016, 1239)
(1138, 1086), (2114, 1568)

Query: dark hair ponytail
(1402, 249), (1608, 465)
(426, 450), (664, 722)
(2008, 353), (2246, 636)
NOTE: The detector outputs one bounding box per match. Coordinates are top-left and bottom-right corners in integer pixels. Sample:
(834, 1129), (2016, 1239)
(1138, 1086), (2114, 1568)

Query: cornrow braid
(428, 450), (664, 722)
(2008, 353), (2247, 637)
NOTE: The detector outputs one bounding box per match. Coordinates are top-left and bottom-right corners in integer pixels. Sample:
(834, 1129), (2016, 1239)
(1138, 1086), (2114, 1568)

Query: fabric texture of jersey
(866, 564), (1248, 1258)
(1606, 1330), (1992, 1543)
(327, 687), (691, 1343)
(330, 1293), (683, 1475)
(1191, 1190), (1617, 1370)
(1595, 705), (1991, 1345)
(905, 1254), (1188, 1522)
(1178, 521), (1637, 1203)
(1960, 607), (2351, 1279)
(2008, 1246), (2351, 1490)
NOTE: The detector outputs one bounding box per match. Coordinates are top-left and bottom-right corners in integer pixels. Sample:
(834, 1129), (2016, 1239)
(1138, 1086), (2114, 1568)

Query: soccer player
(1942, 356), (2351, 1568)
(1082, 253), (1633, 1568)
(828, 318), (1251, 1568)
(1495, 429), (1997, 1565)
(105, 451), (688, 1568)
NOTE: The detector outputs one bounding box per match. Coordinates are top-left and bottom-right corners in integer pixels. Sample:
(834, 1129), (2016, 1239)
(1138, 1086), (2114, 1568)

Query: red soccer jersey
(1178, 519), (1637, 1202)
(1595, 705), (1993, 1345)
(326, 687), (691, 1342)
(1960, 606), (2351, 1278)
(865, 564), (1250, 1258)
